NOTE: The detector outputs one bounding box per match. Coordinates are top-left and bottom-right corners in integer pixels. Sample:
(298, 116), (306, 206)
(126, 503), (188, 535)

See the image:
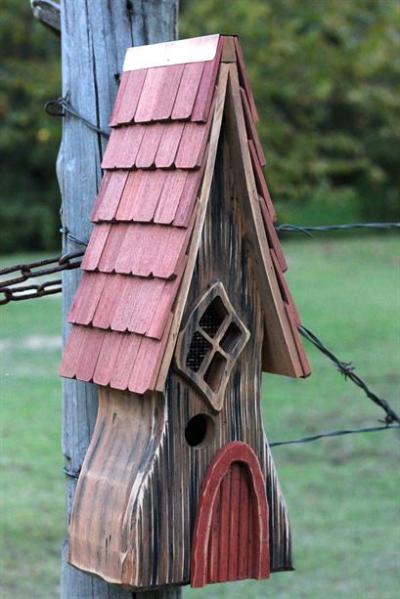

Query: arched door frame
(191, 441), (270, 588)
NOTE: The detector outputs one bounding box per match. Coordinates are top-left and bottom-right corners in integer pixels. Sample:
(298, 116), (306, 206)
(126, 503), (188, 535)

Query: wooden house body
(60, 34), (310, 591)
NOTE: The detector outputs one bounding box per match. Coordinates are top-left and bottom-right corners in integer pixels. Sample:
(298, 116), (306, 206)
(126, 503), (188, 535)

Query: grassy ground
(1, 236), (399, 598)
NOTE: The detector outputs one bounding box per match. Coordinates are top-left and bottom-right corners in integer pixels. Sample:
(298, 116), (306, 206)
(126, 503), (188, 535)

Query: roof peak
(123, 34), (222, 72)
(60, 47), (311, 395)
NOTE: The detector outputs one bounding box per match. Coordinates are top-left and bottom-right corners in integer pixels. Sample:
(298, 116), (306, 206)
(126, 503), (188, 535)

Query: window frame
(175, 282), (250, 411)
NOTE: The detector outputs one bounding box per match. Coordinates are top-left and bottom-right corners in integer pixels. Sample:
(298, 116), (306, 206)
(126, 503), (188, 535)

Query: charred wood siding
(131, 134), (292, 587)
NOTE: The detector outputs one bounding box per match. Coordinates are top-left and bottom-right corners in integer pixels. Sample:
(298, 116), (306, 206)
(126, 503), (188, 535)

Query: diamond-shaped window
(175, 282), (250, 411)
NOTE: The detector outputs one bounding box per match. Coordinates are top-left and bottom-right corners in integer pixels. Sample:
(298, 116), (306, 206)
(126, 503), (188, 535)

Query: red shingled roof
(60, 34), (310, 395)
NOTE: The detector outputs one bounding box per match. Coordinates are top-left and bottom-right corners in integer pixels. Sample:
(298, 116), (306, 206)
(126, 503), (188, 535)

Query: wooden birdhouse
(59, 34), (311, 591)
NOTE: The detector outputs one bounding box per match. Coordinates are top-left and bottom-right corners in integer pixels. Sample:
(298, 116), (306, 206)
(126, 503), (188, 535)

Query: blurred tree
(181, 0), (400, 221)
(0, 0), (399, 253)
(0, 0), (60, 253)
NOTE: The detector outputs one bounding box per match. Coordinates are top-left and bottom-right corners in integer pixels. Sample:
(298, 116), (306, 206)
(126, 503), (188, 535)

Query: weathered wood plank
(68, 388), (168, 588)
(31, 0), (60, 35)
(59, 1), (179, 597)
(224, 64), (304, 377)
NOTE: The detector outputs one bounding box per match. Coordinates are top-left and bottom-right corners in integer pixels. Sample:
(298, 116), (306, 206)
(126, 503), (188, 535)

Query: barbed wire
(276, 222), (400, 236)
(299, 325), (400, 426)
(45, 95), (110, 138)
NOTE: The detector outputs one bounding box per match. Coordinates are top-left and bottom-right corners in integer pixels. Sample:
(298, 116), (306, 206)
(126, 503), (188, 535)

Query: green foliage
(0, 1), (399, 253)
(0, 0), (61, 253)
(181, 0), (400, 221)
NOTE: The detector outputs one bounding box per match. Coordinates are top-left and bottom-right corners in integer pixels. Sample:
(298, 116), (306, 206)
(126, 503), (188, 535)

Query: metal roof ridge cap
(123, 34), (221, 72)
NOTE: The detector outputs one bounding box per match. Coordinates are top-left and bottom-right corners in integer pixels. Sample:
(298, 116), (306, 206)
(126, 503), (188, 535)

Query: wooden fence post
(57, 2), (180, 597)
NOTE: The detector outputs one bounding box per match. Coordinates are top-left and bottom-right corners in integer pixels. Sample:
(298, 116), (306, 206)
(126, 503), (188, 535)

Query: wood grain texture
(191, 38), (223, 122)
(175, 121), (211, 169)
(172, 62), (205, 120)
(66, 128), (293, 590)
(248, 140), (276, 222)
(234, 36), (259, 122)
(147, 132), (292, 584)
(190, 442), (270, 588)
(135, 66), (171, 122)
(68, 388), (168, 586)
(152, 64), (185, 121)
(59, 1), (179, 596)
(224, 64), (304, 378)
(154, 123), (185, 168)
(61, 32), (306, 595)
(92, 170), (130, 222)
(155, 63), (230, 392)
(240, 88), (266, 166)
(135, 123), (164, 168)
(109, 69), (147, 126)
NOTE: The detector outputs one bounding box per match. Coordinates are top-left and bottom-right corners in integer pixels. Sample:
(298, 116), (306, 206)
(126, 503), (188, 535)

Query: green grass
(1, 236), (399, 598)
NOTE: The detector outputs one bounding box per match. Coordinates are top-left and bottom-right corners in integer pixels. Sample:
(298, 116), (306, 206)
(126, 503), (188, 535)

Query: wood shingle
(60, 33), (310, 396)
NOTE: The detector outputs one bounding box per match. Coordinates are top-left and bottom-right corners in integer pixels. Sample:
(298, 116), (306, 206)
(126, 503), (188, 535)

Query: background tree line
(0, 0), (399, 253)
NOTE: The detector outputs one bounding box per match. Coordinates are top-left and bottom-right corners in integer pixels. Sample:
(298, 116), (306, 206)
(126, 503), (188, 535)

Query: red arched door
(191, 441), (270, 588)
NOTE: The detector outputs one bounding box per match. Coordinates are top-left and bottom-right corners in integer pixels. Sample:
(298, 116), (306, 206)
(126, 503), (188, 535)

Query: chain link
(0, 251), (83, 305)
(0, 280), (62, 305)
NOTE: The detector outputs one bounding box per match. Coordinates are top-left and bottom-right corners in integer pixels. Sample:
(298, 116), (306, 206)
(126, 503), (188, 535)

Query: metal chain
(0, 280), (62, 305)
(0, 251), (83, 288)
(0, 251), (83, 305)
(299, 325), (400, 426)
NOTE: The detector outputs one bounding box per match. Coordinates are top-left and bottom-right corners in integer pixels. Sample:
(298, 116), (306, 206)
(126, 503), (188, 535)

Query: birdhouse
(60, 34), (310, 591)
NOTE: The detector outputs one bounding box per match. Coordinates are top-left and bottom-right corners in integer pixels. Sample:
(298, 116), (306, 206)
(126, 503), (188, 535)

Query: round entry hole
(185, 413), (215, 447)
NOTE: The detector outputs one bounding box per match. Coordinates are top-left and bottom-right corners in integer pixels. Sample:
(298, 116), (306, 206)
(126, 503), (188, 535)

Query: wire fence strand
(299, 324), (400, 426)
(276, 222), (400, 236)
(45, 95), (110, 138)
(269, 424), (399, 447)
